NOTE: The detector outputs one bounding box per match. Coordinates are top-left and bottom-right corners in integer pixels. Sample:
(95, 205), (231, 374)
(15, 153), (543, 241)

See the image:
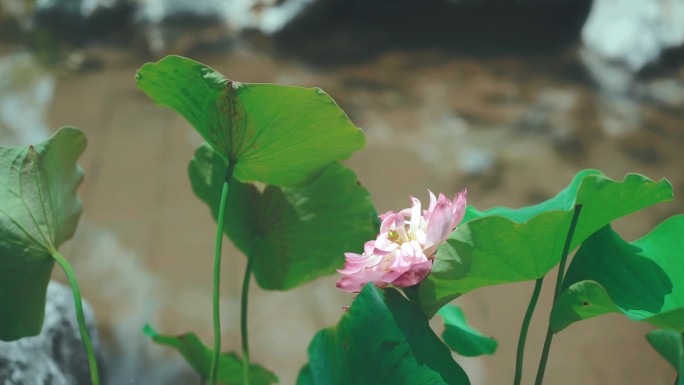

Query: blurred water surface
(1, 2), (684, 384)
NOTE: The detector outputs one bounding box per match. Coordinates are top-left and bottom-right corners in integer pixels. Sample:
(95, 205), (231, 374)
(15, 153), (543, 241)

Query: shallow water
(1, 34), (683, 384)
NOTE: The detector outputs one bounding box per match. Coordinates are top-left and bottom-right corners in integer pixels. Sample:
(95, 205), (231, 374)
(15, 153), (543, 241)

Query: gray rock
(0, 281), (105, 385)
(0, 52), (54, 146)
(582, 0), (684, 71)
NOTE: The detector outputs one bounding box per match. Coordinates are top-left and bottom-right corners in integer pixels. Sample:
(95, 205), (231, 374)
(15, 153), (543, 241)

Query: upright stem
(534, 329), (555, 385)
(534, 204), (583, 385)
(241, 256), (254, 385)
(513, 277), (544, 385)
(51, 250), (100, 385)
(678, 332), (684, 385)
(209, 164), (235, 385)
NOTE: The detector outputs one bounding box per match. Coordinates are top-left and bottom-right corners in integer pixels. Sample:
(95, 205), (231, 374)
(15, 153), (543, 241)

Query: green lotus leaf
(137, 55), (365, 188)
(438, 305), (497, 357)
(143, 325), (277, 385)
(296, 323), (349, 385)
(297, 285), (470, 385)
(189, 144), (378, 290)
(646, 329), (684, 384)
(0, 127), (85, 341)
(550, 216), (684, 332)
(418, 170), (672, 316)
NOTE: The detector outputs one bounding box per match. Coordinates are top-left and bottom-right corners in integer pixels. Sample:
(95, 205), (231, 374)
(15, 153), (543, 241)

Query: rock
(0, 281), (105, 385)
(136, 0), (313, 34)
(0, 53), (54, 146)
(582, 0), (684, 71)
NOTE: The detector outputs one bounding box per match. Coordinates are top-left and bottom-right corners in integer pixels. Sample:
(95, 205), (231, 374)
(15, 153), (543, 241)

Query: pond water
(1, 14), (683, 384)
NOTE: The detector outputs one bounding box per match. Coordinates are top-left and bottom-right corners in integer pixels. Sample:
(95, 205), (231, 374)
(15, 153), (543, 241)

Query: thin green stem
(678, 332), (684, 385)
(513, 277), (544, 385)
(534, 329), (555, 385)
(534, 204), (583, 385)
(51, 250), (100, 385)
(241, 256), (254, 385)
(209, 164), (235, 385)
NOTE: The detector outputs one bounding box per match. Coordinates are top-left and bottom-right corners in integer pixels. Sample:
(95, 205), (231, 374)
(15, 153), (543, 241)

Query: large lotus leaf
(438, 305), (497, 357)
(0, 127), (85, 341)
(297, 285), (470, 385)
(143, 325), (278, 384)
(137, 55), (365, 188)
(550, 216), (684, 332)
(417, 170), (672, 316)
(297, 323), (349, 385)
(646, 329), (684, 384)
(189, 144), (378, 290)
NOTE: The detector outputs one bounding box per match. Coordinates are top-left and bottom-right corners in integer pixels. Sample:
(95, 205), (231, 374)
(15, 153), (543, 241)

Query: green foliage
(143, 325), (278, 385)
(438, 305), (497, 357)
(297, 284), (470, 385)
(550, 216), (684, 332)
(417, 170), (672, 316)
(646, 329), (684, 384)
(297, 324), (349, 385)
(136, 55), (365, 188)
(0, 127), (85, 341)
(6, 52), (682, 385)
(189, 144), (379, 290)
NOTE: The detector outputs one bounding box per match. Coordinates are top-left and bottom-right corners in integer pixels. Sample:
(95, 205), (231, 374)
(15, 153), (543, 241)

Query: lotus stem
(514, 277), (544, 385)
(209, 163), (235, 385)
(52, 250), (100, 385)
(534, 204), (583, 385)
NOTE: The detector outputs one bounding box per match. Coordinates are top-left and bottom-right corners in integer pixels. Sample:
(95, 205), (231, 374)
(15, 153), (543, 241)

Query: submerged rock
(0, 281), (105, 385)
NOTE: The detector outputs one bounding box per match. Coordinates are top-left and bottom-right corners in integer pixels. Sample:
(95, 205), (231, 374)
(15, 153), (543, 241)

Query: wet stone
(0, 281), (105, 385)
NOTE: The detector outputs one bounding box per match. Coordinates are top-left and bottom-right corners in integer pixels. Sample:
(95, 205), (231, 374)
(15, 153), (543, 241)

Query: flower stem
(209, 164), (235, 385)
(678, 332), (684, 385)
(534, 204), (583, 385)
(513, 277), (544, 385)
(241, 256), (254, 385)
(51, 250), (100, 385)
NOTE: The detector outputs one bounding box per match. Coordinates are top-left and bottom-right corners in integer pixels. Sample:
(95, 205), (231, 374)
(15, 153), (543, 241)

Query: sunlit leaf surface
(137, 55), (365, 188)
(551, 216), (684, 332)
(418, 170), (672, 316)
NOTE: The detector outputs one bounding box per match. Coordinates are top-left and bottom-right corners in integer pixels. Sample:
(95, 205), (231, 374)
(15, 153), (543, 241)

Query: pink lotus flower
(336, 190), (467, 292)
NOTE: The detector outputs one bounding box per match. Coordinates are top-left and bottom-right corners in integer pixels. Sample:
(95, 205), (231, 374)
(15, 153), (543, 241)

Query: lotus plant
(337, 190), (467, 292)
(6, 55), (682, 385)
